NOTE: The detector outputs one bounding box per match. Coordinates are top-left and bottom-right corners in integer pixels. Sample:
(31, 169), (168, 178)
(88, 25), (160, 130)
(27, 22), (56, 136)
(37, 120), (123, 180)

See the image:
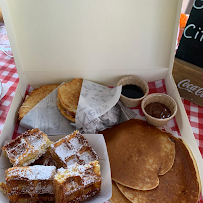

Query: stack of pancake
(57, 78), (83, 122)
(101, 119), (201, 203)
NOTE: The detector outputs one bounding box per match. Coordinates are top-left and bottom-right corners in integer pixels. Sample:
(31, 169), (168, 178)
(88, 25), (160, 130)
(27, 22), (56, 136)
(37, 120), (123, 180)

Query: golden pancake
(57, 96), (75, 122)
(57, 78), (83, 115)
(18, 84), (59, 121)
(116, 134), (201, 203)
(110, 180), (131, 203)
(102, 119), (175, 190)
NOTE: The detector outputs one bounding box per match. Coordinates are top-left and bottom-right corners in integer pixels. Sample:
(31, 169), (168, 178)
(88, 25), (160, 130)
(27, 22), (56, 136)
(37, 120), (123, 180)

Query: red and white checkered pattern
(0, 51), (19, 134)
(182, 99), (203, 156)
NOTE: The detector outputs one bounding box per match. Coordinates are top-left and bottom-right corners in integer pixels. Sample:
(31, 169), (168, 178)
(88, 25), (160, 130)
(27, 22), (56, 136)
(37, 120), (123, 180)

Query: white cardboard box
(0, 0), (203, 198)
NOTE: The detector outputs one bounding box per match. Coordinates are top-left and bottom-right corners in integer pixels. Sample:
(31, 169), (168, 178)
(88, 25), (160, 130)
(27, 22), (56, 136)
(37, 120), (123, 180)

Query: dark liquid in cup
(121, 84), (144, 99)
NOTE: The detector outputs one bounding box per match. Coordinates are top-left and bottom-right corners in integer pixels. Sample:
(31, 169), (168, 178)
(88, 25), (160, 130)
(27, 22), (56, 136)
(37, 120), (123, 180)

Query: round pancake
(110, 180), (131, 203)
(18, 84), (59, 121)
(116, 134), (200, 203)
(57, 96), (75, 122)
(58, 78), (83, 114)
(102, 119), (175, 190)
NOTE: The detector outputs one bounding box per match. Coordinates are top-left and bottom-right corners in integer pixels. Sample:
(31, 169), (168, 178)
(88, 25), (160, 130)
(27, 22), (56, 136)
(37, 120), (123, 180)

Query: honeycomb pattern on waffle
(5, 165), (56, 196)
(2, 129), (52, 167)
(54, 160), (101, 203)
(48, 131), (99, 168)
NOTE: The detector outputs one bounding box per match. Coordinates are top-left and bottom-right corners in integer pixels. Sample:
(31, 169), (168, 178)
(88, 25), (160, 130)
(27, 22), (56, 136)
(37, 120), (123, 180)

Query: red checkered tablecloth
(182, 99), (203, 156)
(0, 51), (19, 133)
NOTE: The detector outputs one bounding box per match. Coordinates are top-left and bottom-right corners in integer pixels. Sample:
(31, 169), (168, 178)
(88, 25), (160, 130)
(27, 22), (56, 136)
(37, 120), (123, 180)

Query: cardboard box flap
(1, 0), (181, 84)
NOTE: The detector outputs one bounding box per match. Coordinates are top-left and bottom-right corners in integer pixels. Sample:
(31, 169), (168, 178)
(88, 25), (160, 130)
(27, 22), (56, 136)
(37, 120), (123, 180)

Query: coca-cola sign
(178, 79), (203, 97)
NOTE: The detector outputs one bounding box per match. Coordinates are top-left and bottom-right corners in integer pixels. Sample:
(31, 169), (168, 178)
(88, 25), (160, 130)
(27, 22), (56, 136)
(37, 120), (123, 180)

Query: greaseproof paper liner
(75, 80), (122, 133)
(20, 84), (75, 135)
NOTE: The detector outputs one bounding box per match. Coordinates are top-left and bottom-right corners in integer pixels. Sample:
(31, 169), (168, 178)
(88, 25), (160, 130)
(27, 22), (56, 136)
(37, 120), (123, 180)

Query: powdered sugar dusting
(27, 134), (46, 148)
(54, 142), (75, 162)
(54, 161), (101, 202)
(64, 181), (80, 195)
(68, 136), (84, 150)
(51, 131), (98, 167)
(2, 129), (51, 166)
(6, 165), (56, 180)
(65, 155), (79, 166)
(35, 183), (55, 194)
(80, 151), (96, 164)
(55, 161), (100, 183)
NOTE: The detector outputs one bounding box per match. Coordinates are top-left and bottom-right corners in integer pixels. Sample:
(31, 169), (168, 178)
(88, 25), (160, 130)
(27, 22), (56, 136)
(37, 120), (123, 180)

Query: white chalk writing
(178, 79), (203, 97)
(183, 0), (203, 42)
(184, 24), (203, 42)
(193, 0), (203, 10)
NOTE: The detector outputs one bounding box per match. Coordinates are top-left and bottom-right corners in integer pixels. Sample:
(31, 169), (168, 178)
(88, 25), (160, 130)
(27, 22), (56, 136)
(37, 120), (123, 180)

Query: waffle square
(2, 128), (52, 167)
(54, 161), (101, 203)
(48, 131), (98, 168)
(5, 165), (56, 197)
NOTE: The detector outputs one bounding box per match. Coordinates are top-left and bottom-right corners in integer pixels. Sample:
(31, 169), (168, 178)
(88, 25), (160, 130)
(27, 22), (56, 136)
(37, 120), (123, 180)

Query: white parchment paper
(20, 80), (123, 135)
(76, 80), (122, 133)
(20, 85), (75, 135)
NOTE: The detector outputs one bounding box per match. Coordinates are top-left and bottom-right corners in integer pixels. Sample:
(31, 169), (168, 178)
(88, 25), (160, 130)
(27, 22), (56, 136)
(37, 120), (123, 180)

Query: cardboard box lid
(0, 0), (182, 86)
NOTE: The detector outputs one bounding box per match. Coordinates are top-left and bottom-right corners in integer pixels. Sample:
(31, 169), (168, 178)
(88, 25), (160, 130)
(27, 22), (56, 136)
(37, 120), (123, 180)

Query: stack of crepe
(57, 78), (83, 123)
(101, 119), (201, 203)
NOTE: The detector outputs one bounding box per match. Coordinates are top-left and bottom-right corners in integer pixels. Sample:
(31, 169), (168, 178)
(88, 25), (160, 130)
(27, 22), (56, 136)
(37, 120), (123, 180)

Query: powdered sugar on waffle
(50, 131), (98, 166)
(6, 165), (56, 180)
(54, 142), (74, 163)
(2, 129), (51, 166)
(55, 161), (100, 183)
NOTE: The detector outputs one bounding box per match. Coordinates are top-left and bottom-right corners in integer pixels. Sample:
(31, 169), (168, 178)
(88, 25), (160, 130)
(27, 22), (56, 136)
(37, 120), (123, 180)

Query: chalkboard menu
(176, 0), (203, 68)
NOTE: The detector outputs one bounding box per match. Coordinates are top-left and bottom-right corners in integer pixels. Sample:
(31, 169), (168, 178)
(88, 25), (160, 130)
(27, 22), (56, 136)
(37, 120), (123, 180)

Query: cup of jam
(141, 93), (177, 127)
(117, 75), (149, 108)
